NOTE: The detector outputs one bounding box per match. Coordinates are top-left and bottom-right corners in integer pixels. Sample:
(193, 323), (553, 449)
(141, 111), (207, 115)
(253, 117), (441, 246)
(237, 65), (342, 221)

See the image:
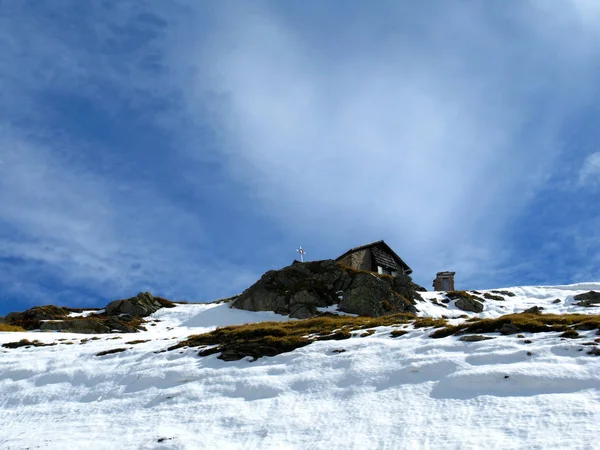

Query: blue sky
(1, 1), (599, 315)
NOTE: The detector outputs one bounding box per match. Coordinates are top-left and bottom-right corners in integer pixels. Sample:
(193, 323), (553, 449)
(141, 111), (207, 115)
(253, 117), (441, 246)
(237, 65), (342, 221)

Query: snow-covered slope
(416, 282), (600, 318)
(1, 283), (600, 449)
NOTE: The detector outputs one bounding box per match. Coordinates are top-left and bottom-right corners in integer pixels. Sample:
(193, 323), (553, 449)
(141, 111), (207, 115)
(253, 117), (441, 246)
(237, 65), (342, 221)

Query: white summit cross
(296, 246), (306, 262)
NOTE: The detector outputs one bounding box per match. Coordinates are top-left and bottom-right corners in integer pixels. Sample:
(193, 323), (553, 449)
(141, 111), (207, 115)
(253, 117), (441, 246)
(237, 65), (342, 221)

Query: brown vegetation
(2, 339), (57, 349)
(169, 313), (416, 361)
(431, 313), (600, 338)
(96, 348), (128, 356)
(0, 324), (26, 332)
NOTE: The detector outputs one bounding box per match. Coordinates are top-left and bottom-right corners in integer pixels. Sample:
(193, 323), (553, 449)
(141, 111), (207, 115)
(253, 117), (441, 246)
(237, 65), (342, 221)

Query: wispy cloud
(162, 1), (600, 286)
(2, 1), (600, 313)
(579, 152), (600, 187)
(0, 3), (258, 310)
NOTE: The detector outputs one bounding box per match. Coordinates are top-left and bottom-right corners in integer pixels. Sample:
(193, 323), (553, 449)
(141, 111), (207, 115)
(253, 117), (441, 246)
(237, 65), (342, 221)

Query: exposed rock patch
(492, 290), (516, 297)
(483, 292), (505, 301)
(105, 292), (175, 316)
(5, 292), (175, 334)
(446, 291), (485, 313)
(230, 260), (421, 318)
(574, 291), (600, 307)
(499, 323), (522, 335)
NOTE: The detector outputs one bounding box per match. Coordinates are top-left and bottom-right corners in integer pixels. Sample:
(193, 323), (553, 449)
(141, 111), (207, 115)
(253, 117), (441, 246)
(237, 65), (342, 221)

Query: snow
(415, 282), (600, 319)
(68, 309), (105, 318)
(1, 284), (600, 449)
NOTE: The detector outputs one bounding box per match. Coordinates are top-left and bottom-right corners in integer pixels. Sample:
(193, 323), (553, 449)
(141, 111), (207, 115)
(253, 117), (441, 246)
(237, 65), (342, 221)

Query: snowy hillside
(1, 283), (600, 449)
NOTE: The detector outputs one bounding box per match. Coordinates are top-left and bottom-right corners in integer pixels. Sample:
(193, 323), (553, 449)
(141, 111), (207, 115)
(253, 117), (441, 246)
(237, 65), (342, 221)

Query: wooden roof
(335, 240), (413, 275)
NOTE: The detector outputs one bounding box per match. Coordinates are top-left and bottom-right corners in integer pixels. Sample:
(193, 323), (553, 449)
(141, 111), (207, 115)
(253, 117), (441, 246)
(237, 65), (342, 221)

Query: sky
(1, 1), (599, 315)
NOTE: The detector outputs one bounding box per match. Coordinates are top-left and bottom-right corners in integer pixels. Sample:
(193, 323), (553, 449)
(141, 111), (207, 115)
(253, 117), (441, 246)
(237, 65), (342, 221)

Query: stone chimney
(433, 272), (455, 291)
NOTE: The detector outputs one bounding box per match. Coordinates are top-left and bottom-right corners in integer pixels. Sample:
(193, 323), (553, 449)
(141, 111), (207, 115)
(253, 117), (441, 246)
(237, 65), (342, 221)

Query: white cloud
(579, 152), (600, 186)
(161, 1), (600, 286)
(0, 125), (257, 308)
(2, 1), (600, 303)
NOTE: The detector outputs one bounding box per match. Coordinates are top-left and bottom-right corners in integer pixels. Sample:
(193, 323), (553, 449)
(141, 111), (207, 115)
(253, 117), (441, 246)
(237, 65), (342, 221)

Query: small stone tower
(433, 272), (455, 291)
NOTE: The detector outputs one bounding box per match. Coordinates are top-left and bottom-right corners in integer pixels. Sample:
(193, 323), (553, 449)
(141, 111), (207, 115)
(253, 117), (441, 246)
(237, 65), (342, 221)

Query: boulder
(574, 291), (600, 307)
(499, 323), (521, 335)
(231, 259), (420, 318)
(105, 292), (170, 317)
(6, 305), (70, 330)
(5, 292), (173, 333)
(455, 297), (484, 313)
(523, 306), (544, 314)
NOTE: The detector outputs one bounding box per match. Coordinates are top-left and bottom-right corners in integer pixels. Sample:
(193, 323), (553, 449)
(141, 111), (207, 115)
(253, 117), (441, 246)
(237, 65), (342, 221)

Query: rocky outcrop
(40, 319), (112, 334)
(446, 291), (485, 313)
(455, 297), (484, 313)
(574, 291), (600, 307)
(105, 292), (175, 317)
(231, 260), (421, 318)
(5, 305), (70, 329)
(6, 292), (175, 333)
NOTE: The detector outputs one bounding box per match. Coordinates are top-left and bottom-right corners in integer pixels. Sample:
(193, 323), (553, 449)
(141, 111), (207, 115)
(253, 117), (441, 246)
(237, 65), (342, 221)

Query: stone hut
(335, 240), (412, 276)
(433, 272), (455, 291)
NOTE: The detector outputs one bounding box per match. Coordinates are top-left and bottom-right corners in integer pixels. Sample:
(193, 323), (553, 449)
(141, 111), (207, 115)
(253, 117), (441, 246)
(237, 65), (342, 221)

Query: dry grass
(431, 313), (600, 339)
(0, 324), (26, 332)
(413, 318), (448, 329)
(170, 313), (416, 361)
(96, 348), (127, 357)
(2, 339), (57, 349)
(170, 311), (600, 362)
(446, 290), (485, 303)
(390, 330), (408, 338)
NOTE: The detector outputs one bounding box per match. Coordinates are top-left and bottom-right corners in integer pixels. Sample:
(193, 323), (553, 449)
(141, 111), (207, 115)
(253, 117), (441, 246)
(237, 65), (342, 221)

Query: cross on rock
(296, 246), (306, 263)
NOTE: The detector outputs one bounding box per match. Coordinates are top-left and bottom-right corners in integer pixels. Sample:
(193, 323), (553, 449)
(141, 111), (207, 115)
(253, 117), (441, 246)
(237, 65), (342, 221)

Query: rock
(459, 335), (495, 342)
(339, 272), (417, 317)
(231, 259), (420, 318)
(492, 290), (516, 297)
(552, 299), (561, 304)
(40, 319), (112, 334)
(4, 292), (173, 334)
(455, 297), (484, 313)
(574, 291), (600, 307)
(411, 282), (428, 292)
(483, 292), (505, 301)
(6, 305), (70, 330)
(523, 306), (544, 314)
(499, 323), (521, 335)
(105, 292), (168, 317)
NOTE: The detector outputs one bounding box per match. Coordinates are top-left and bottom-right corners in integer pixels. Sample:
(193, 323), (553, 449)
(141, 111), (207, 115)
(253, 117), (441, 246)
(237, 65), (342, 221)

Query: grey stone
(499, 323), (521, 335)
(523, 306), (544, 314)
(574, 291), (600, 307)
(105, 292), (164, 317)
(455, 297), (484, 313)
(231, 259), (420, 318)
